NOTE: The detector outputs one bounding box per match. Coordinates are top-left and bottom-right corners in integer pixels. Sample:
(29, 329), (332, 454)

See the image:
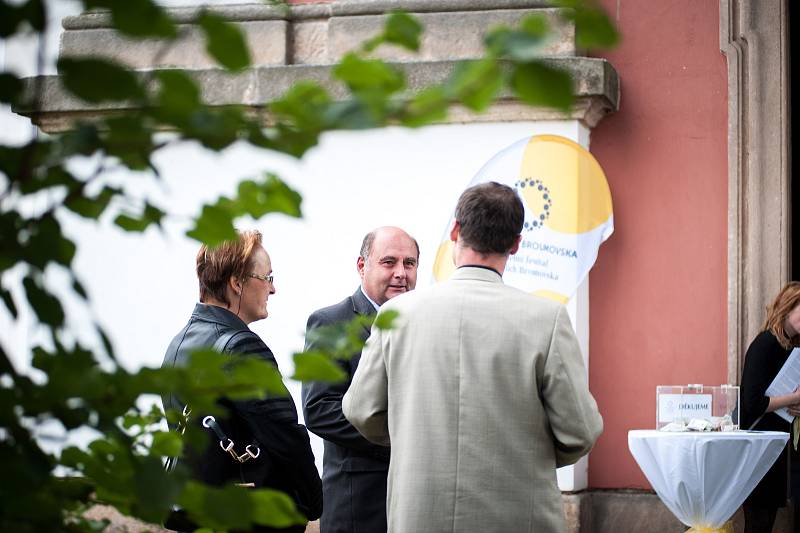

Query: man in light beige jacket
(343, 182), (603, 533)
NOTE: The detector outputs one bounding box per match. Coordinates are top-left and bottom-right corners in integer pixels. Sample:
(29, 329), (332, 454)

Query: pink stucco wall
(588, 0), (729, 488)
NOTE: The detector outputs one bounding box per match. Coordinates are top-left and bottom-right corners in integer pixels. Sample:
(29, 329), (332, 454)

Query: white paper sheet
(765, 347), (800, 422)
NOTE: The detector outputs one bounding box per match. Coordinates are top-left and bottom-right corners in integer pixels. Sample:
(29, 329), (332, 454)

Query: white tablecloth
(628, 430), (788, 529)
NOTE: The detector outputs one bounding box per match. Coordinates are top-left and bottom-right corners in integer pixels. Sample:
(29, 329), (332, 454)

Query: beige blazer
(343, 266), (603, 533)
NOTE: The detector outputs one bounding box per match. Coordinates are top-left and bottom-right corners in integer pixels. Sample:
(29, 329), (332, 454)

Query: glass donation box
(656, 384), (740, 431)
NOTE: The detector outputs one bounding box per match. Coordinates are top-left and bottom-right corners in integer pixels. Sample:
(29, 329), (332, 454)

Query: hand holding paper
(765, 348), (800, 422)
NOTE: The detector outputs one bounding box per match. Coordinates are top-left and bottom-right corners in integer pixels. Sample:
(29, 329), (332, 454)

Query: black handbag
(164, 331), (275, 531)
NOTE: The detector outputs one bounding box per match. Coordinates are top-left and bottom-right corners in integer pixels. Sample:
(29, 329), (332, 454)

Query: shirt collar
(458, 264), (502, 276)
(359, 285), (381, 311)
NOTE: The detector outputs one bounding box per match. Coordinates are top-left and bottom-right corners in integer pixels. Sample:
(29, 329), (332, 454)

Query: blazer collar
(191, 302), (249, 330)
(451, 265), (504, 283)
(351, 287), (378, 317)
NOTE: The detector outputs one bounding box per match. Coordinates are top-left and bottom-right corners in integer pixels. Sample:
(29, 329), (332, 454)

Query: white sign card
(658, 394), (713, 423)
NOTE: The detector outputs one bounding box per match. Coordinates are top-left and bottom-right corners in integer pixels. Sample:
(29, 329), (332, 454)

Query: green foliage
(293, 351), (349, 383)
(374, 309), (399, 330)
(510, 61), (574, 111)
(198, 10), (252, 72)
(485, 14), (550, 61)
(179, 482), (307, 530)
(114, 203), (165, 233)
(552, 0), (620, 48)
(57, 58), (146, 103)
(187, 173), (302, 245)
(0, 0), (618, 531)
(363, 10), (423, 53)
(84, 0), (176, 38)
(0, 0), (45, 37)
(0, 71), (23, 104)
(447, 58), (503, 112)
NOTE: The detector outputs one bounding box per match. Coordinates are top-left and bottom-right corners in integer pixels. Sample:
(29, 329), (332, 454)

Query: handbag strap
(164, 329), (247, 471)
(202, 414), (261, 463)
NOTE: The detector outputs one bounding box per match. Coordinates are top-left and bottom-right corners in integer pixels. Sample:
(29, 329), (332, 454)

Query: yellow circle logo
(517, 135), (612, 234)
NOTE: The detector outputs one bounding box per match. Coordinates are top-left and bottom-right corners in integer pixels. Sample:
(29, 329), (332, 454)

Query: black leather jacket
(161, 303), (322, 523)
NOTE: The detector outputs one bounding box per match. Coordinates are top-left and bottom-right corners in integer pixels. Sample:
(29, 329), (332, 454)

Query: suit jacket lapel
(351, 287), (377, 338)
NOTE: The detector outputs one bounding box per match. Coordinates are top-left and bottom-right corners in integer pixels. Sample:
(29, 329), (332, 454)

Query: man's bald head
(358, 226), (420, 305)
(360, 226), (420, 262)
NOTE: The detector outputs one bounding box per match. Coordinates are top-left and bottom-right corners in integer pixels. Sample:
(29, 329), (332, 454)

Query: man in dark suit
(302, 226), (419, 533)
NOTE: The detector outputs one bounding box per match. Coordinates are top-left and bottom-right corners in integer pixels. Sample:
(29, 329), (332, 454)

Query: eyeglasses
(248, 273), (274, 284)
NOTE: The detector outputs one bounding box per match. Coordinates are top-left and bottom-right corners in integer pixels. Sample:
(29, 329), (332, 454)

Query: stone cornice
(17, 1), (619, 132)
(19, 57), (618, 132)
(63, 1), (555, 29)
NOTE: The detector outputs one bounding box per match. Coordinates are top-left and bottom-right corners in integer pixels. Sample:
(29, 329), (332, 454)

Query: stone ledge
(62, 1), (554, 29)
(60, 21), (290, 70)
(328, 9), (573, 63)
(17, 57), (619, 132)
(59, 2), (574, 70)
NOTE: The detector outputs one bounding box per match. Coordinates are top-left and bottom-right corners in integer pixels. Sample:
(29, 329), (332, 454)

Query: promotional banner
(432, 134), (613, 303)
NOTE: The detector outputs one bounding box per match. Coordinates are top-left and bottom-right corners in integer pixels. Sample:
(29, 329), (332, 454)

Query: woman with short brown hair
(161, 230), (322, 532)
(740, 281), (800, 533)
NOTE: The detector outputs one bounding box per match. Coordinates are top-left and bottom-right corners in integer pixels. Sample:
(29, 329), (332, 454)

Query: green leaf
(103, 116), (155, 171)
(250, 488), (308, 528)
(485, 15), (550, 62)
(16, 165), (78, 196)
(59, 124), (103, 158)
(198, 11), (251, 72)
(401, 86), (449, 127)
(270, 81), (332, 131)
(184, 107), (245, 151)
(292, 352), (347, 383)
(180, 482), (306, 530)
(382, 11), (422, 52)
(373, 309), (399, 330)
(0, 287), (17, 319)
(520, 13), (551, 37)
(23, 215), (76, 269)
(185, 205), (237, 246)
(20, 0), (45, 32)
(447, 59), (503, 112)
(71, 276), (88, 300)
(153, 70), (202, 124)
(553, 0), (620, 49)
(234, 174), (302, 219)
(122, 412), (145, 430)
(573, 7), (620, 49)
(132, 455), (185, 523)
(226, 357), (287, 399)
(0, 0), (44, 37)
(57, 58), (145, 103)
(96, 324), (116, 361)
(0, 2), (21, 38)
(22, 276), (64, 328)
(0, 212), (21, 273)
(150, 431), (183, 457)
(84, 0), (176, 38)
(0, 71), (23, 105)
(333, 53), (405, 94)
(254, 124), (322, 158)
(509, 61), (574, 111)
(180, 482), (255, 530)
(114, 203), (165, 233)
(65, 186), (120, 220)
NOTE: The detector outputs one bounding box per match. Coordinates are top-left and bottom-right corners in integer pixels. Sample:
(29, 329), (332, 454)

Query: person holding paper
(739, 281), (800, 533)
